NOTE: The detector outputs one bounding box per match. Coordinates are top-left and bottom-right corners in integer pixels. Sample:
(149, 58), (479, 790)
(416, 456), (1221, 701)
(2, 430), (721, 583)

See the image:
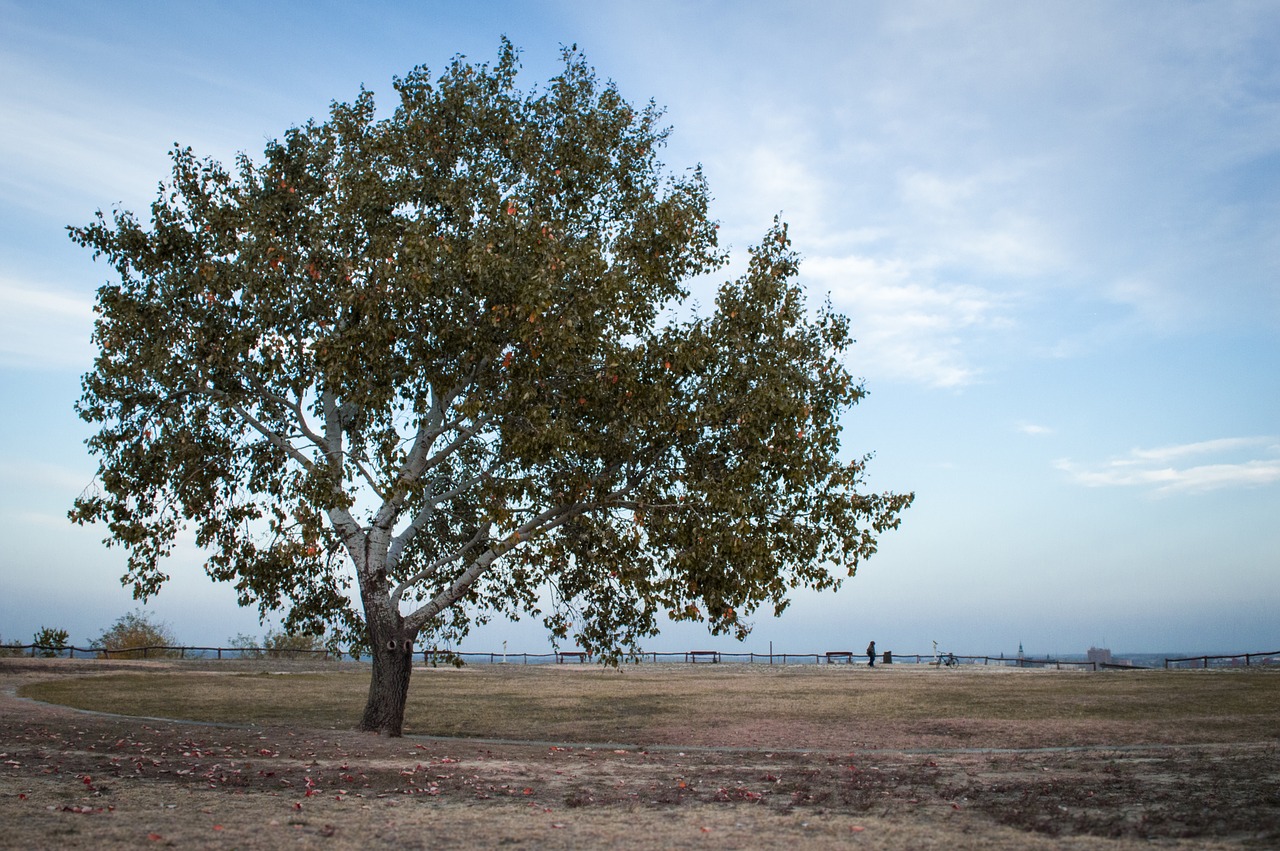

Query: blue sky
(1, 1), (1277, 658)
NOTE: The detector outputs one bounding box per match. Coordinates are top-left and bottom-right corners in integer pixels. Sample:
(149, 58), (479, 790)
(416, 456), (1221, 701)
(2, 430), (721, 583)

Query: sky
(1, 1), (1277, 659)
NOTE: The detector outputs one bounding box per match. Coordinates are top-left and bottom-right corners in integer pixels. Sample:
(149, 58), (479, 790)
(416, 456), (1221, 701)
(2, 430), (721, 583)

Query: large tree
(70, 42), (912, 736)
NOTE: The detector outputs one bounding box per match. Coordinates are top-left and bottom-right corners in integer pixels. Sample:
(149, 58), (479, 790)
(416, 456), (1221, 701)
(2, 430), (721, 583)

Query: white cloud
(1128, 437), (1275, 463)
(1017, 422), (1054, 436)
(1054, 437), (1280, 495)
(0, 63), (168, 217)
(0, 276), (97, 370)
(0, 277), (96, 370)
(1102, 275), (1198, 333)
(14, 510), (76, 531)
(0, 458), (96, 495)
(803, 253), (1010, 388)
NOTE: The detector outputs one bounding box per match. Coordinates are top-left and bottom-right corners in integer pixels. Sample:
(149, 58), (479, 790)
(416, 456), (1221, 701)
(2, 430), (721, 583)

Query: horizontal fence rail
(4, 644), (1278, 669)
(0, 644), (337, 660)
(1163, 650), (1280, 669)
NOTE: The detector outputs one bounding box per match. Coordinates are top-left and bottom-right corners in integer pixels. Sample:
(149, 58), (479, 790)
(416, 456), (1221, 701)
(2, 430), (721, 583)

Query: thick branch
(385, 458), (505, 571)
(240, 370), (328, 454)
(403, 500), (587, 632)
(389, 520), (493, 606)
(227, 402), (316, 471)
(370, 378), (489, 535)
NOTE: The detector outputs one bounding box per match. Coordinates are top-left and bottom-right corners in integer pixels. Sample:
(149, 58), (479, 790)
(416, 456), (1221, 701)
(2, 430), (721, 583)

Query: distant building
(1087, 646), (1112, 666)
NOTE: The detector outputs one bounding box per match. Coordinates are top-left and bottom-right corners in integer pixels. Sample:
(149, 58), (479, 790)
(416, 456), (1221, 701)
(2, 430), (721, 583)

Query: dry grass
(5, 659), (1279, 849)
(20, 661), (1279, 749)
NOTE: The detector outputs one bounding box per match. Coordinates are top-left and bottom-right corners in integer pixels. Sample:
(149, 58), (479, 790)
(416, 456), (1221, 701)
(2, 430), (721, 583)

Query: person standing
(866, 640), (876, 668)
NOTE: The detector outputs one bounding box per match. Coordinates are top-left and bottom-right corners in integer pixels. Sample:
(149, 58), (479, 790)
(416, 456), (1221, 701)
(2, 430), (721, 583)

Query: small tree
(0, 636), (23, 658)
(263, 629), (327, 659)
(70, 42), (911, 735)
(227, 629), (324, 659)
(33, 627), (70, 658)
(227, 632), (264, 659)
(92, 610), (179, 659)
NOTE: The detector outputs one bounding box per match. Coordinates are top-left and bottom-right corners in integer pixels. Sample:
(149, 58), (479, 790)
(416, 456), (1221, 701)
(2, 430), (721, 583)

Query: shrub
(226, 630), (327, 660)
(0, 636), (23, 657)
(92, 610), (179, 658)
(33, 627), (69, 658)
(227, 632), (264, 660)
(262, 629), (327, 660)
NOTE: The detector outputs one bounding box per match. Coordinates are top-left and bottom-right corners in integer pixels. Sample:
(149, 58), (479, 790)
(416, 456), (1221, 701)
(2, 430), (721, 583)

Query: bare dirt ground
(1, 658), (1277, 849)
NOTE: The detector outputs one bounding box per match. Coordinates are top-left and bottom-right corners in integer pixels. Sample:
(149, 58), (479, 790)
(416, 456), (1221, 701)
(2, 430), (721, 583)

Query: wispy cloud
(803, 253), (1011, 388)
(1017, 422), (1054, 436)
(0, 458), (96, 495)
(1127, 437), (1275, 463)
(1054, 437), (1280, 494)
(0, 276), (95, 369)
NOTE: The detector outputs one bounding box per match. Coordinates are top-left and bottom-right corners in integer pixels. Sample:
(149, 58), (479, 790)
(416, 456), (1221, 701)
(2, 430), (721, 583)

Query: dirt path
(2, 660), (1275, 849)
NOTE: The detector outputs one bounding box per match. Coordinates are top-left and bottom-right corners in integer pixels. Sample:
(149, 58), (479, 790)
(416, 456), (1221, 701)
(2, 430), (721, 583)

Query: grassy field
(5, 659), (1279, 849)
(20, 661), (1279, 748)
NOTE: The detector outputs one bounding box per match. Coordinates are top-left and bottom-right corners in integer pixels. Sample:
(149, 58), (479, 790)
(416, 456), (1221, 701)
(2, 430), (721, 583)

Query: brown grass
(20, 661), (1279, 749)
(4, 659), (1278, 849)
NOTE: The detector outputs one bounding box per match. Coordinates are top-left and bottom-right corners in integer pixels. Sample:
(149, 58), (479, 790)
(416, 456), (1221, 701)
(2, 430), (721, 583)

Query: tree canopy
(70, 41), (912, 734)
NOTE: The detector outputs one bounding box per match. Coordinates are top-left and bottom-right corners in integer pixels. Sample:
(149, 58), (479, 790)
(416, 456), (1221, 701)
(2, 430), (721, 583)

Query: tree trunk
(360, 621), (417, 737)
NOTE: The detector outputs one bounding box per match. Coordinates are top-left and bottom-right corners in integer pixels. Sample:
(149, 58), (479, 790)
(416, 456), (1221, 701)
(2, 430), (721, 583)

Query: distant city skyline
(1, 2), (1277, 657)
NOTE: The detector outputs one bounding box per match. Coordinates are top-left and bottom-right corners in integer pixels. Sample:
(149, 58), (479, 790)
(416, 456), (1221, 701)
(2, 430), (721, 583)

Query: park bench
(825, 651), (854, 664)
(686, 650), (720, 663)
(556, 651), (589, 663)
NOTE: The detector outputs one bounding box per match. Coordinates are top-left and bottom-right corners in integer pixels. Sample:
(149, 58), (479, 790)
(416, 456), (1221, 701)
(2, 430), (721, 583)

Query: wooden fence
(0, 644), (336, 660)
(1163, 650), (1280, 669)
(5, 644), (1277, 668)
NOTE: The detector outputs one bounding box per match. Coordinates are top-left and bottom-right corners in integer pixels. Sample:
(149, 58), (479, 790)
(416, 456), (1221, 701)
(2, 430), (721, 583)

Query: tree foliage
(0, 636), (24, 658)
(70, 41), (911, 732)
(92, 610), (179, 658)
(229, 629), (328, 659)
(33, 627), (70, 658)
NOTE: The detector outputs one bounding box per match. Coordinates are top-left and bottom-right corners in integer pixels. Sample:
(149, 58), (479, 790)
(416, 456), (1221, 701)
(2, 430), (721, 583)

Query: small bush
(226, 630), (327, 660)
(92, 610), (180, 659)
(262, 629), (327, 660)
(33, 627), (69, 658)
(227, 632), (264, 660)
(0, 636), (24, 657)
